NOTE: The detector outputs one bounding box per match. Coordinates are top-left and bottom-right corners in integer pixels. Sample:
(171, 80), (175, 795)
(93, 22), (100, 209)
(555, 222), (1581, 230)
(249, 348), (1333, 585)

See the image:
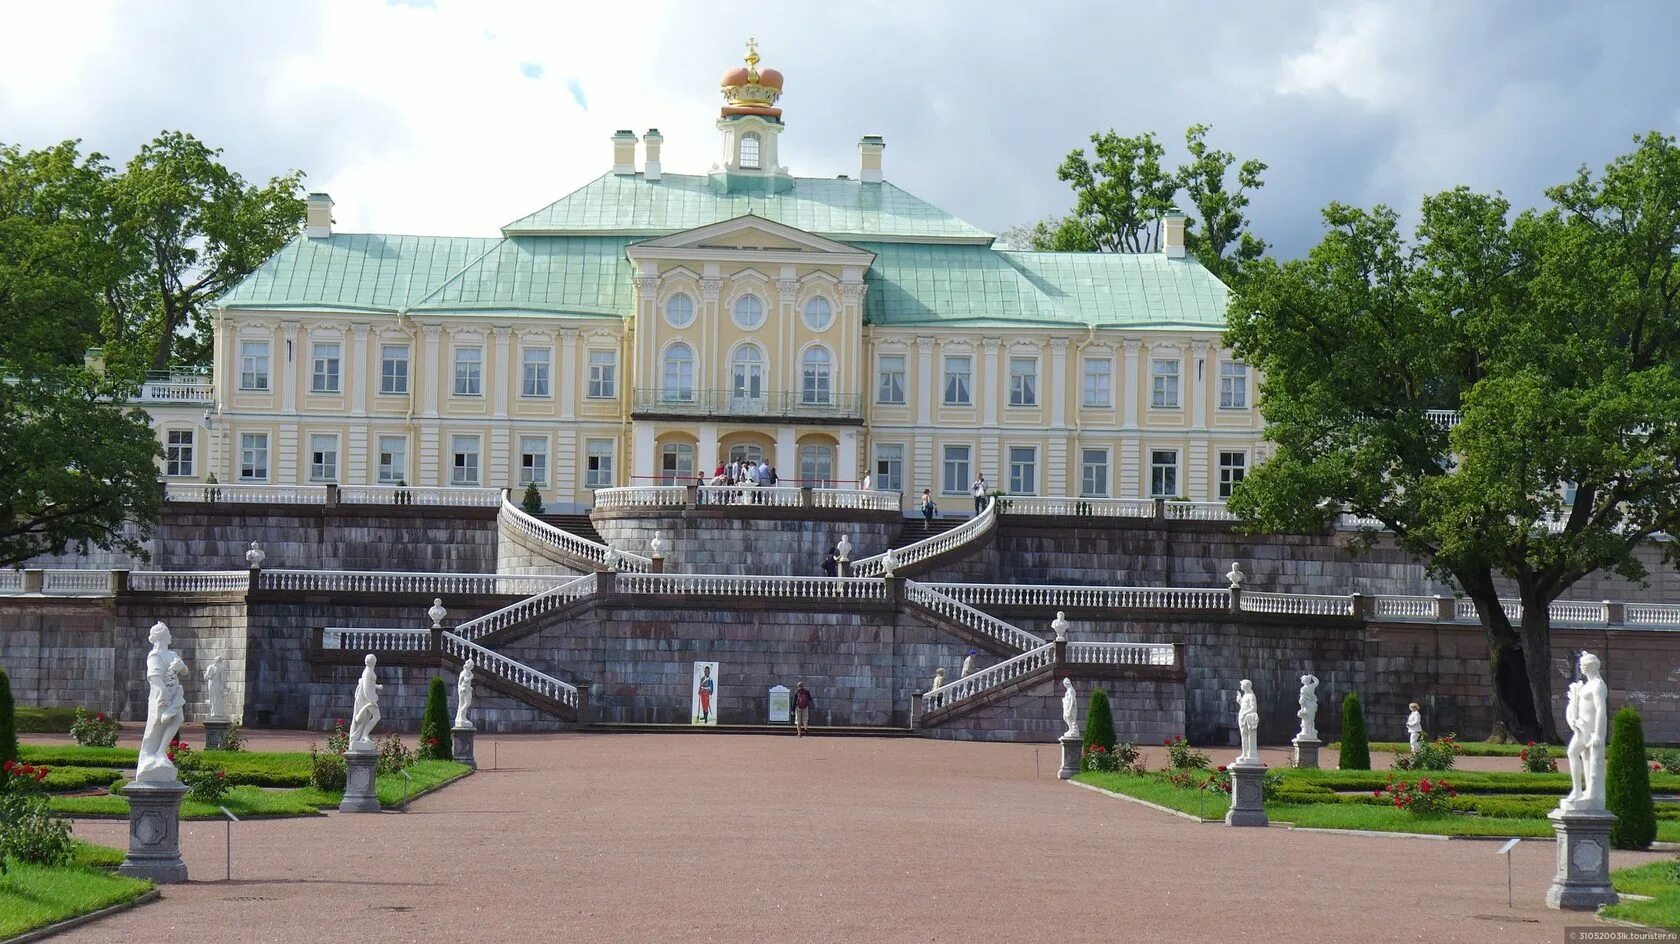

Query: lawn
(1075, 770), (1231, 820)
(0, 855), (152, 939)
(48, 760), (472, 819)
(1347, 740), (1680, 761)
(19, 744), (315, 787)
(1605, 860), (1680, 929)
(14, 706), (87, 734)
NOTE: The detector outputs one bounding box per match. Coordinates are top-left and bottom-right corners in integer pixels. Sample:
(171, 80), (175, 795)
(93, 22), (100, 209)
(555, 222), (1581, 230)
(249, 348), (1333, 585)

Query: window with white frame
(660, 442), (694, 485)
(377, 435), (408, 484)
(522, 348), (551, 398)
(309, 433), (339, 482)
(740, 132), (761, 169)
(310, 342), (341, 393)
(1151, 357), (1180, 408)
(941, 444), (971, 494)
(585, 439), (615, 488)
(732, 294), (765, 330)
(802, 296), (834, 332)
(664, 293), (695, 329)
(453, 345), (482, 396)
(519, 436), (548, 486)
(1080, 448), (1110, 497)
(1007, 446), (1038, 494)
(239, 341), (270, 391)
(874, 443), (904, 493)
(1218, 451), (1247, 499)
(801, 347), (832, 405)
(587, 349), (616, 398)
(1008, 357), (1038, 407)
(1150, 449), (1179, 497)
(165, 429), (194, 477)
(451, 435), (481, 485)
(731, 346), (765, 402)
(1082, 357), (1112, 408)
(876, 354), (906, 404)
(798, 443), (836, 486)
(663, 343), (695, 401)
(239, 432), (269, 481)
(1219, 361), (1249, 409)
(943, 355), (972, 405)
(380, 344), (409, 394)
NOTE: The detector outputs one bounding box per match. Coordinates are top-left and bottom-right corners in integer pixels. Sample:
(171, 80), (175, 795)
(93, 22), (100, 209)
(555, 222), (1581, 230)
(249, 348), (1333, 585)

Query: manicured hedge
(1339, 693), (1369, 770)
(1609, 707), (1657, 849)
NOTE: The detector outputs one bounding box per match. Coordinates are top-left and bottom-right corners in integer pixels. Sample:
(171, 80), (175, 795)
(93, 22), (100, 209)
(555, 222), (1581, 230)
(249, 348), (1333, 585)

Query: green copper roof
(855, 243), (1076, 327)
(217, 234), (499, 312)
(999, 251), (1230, 329)
(502, 173), (992, 243)
(413, 236), (633, 317)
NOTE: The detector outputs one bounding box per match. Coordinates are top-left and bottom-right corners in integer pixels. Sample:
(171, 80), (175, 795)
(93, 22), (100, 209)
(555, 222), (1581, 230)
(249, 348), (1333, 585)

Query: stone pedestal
(340, 748), (380, 813)
(118, 779), (189, 883)
(1224, 761), (1269, 827)
(203, 719), (232, 751)
(1291, 736), (1320, 769)
(1546, 808), (1618, 910)
(452, 725), (476, 769)
(1057, 733), (1081, 780)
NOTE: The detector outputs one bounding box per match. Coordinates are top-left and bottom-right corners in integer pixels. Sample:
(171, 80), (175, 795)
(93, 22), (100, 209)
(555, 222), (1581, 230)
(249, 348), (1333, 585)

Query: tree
(0, 668), (17, 764)
(1607, 706), (1655, 849)
(1082, 688), (1116, 769)
(1339, 693), (1370, 770)
(1178, 124), (1269, 284)
(1055, 130), (1180, 253)
(998, 216), (1098, 252)
(520, 482), (545, 515)
(1224, 132), (1680, 743)
(419, 677), (451, 761)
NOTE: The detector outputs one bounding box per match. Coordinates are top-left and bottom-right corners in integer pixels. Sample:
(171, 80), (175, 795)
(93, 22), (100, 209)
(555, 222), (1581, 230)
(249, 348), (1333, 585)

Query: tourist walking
(793, 681), (814, 736)
(920, 489), (936, 529)
(970, 474), (989, 515)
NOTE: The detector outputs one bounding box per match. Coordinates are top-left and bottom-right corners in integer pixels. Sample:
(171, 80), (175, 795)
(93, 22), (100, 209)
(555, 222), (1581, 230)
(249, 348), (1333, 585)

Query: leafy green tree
(1082, 688), (1116, 769)
(0, 668), (17, 764)
(1607, 707), (1656, 849)
(1224, 132), (1680, 742)
(520, 482), (545, 515)
(1055, 130), (1180, 253)
(1339, 693), (1370, 770)
(999, 216), (1098, 252)
(419, 677), (451, 761)
(1178, 124), (1268, 283)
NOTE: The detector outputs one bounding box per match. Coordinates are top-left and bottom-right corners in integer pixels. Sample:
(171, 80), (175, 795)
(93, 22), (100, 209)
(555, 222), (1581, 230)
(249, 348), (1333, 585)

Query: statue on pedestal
(1561, 652), (1609, 813)
(348, 654), (382, 749)
(1061, 678), (1079, 738)
(1406, 702), (1423, 751)
(1235, 679), (1260, 764)
(454, 658), (475, 729)
(136, 622), (189, 783)
(1296, 674), (1319, 741)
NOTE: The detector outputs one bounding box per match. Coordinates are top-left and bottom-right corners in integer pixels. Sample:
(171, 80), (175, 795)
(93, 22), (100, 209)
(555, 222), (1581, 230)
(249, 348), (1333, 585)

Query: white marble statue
(348, 654), (383, 749)
(1052, 611), (1069, 642)
(1296, 674), (1319, 741)
(1062, 677), (1079, 738)
(454, 658), (475, 729)
(961, 652), (976, 678)
(931, 667), (945, 691)
(1235, 679), (1260, 764)
(1561, 652), (1609, 813)
(136, 622), (189, 783)
(203, 655), (228, 721)
(1406, 703), (1423, 751)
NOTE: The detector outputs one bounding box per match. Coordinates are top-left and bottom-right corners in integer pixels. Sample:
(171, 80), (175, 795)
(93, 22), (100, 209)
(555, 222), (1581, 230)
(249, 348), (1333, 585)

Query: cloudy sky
(3, 0), (1677, 257)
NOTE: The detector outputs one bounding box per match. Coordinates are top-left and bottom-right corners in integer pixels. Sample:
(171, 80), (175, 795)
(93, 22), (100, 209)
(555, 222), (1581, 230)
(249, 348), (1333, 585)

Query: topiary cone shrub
(419, 677), (452, 761)
(1339, 692), (1370, 770)
(1607, 706), (1656, 849)
(520, 482), (544, 515)
(1082, 689), (1116, 770)
(0, 667), (17, 764)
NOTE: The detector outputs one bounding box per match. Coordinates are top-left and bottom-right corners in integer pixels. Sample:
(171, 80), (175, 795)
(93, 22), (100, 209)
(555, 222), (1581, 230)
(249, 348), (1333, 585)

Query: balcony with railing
(631, 388), (864, 422)
(135, 369), (214, 404)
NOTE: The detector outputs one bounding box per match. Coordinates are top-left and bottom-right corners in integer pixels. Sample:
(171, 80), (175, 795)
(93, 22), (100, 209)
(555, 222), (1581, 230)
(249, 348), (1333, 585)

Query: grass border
(2, 888), (158, 944)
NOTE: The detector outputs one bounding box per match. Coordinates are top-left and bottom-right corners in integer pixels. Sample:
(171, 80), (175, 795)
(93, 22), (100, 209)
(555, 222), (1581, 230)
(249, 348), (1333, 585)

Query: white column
(1122, 339), (1141, 429)
(839, 429), (860, 486)
(700, 275), (722, 396)
(560, 329), (578, 420)
(1191, 340), (1209, 431)
(915, 336), (935, 426)
(350, 323), (370, 417)
(981, 337), (1000, 429)
(775, 426), (797, 473)
(632, 422), (657, 483)
(698, 423), (720, 473)
(422, 326), (442, 418)
(279, 322), (300, 415)
(493, 326), (512, 416)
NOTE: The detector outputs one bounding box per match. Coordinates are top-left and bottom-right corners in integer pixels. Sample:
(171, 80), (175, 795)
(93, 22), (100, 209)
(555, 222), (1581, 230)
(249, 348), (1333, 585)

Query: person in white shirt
(970, 474), (988, 515)
(861, 472), (872, 491)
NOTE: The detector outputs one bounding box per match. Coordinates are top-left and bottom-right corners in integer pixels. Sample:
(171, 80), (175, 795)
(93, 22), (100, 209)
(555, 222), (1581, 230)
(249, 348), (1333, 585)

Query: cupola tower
(712, 39), (793, 194)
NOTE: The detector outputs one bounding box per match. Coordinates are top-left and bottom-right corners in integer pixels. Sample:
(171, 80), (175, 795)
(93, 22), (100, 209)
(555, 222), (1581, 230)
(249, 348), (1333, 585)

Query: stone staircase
(540, 513), (605, 546)
(894, 515), (966, 547)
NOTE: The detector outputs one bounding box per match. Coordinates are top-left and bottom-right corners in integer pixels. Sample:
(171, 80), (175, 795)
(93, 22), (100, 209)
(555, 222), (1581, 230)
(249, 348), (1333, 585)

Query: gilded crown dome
(720, 39), (783, 119)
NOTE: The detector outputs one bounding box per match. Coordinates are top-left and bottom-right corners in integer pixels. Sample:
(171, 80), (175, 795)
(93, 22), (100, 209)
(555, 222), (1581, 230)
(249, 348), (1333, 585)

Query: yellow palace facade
(139, 48), (1265, 511)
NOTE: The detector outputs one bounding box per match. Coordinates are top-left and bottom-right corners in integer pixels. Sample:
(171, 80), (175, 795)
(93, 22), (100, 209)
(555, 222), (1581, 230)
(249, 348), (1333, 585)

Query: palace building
(138, 45), (1264, 510)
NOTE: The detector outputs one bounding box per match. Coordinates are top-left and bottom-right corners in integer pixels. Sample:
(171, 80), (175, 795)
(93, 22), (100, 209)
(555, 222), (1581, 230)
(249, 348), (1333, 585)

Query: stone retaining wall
(924, 674), (1185, 744)
(154, 503), (498, 573)
(591, 507), (901, 577)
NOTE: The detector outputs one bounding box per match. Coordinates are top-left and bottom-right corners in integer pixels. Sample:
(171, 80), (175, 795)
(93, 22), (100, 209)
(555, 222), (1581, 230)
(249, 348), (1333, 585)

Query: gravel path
(59, 733), (1659, 943)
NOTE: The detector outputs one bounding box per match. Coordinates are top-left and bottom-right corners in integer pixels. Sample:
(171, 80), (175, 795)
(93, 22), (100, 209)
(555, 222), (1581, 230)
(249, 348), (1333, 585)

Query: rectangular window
(587, 350), (617, 398)
(239, 432), (269, 481)
(165, 429), (194, 477)
(453, 346), (482, 396)
(877, 355), (906, 405)
(1080, 448), (1110, 498)
(585, 439), (615, 488)
(941, 444), (971, 494)
(239, 341), (270, 391)
(380, 345), (409, 395)
(1082, 358), (1112, 408)
(309, 433), (339, 482)
(1218, 451), (1247, 499)
(519, 436), (548, 486)
(522, 348), (551, 398)
(377, 435), (408, 484)
(1007, 445), (1037, 494)
(1219, 362), (1249, 409)
(875, 443), (904, 493)
(1008, 357), (1038, 407)
(451, 435), (481, 485)
(1151, 358), (1180, 408)
(1150, 449), (1179, 498)
(943, 355), (972, 405)
(310, 342), (341, 393)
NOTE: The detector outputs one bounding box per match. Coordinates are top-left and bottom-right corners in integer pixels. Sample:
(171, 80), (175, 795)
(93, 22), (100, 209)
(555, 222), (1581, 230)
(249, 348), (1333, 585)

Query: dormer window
(740, 132), (761, 169)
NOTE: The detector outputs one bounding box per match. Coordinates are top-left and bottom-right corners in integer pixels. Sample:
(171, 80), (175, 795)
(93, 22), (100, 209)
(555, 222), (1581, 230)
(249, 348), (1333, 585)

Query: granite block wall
(152, 505), (498, 572)
(495, 524), (592, 577)
(0, 599), (118, 713)
(592, 511), (901, 577)
(925, 674), (1185, 744)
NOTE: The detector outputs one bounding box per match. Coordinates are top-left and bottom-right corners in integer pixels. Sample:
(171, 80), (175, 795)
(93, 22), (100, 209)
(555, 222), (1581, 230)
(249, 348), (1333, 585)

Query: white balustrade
(591, 485), (690, 510)
(926, 583), (1228, 611)
(1335, 513), (1388, 531)
(441, 631), (578, 708)
(258, 570), (576, 596)
(337, 485), (501, 507)
(1065, 641), (1177, 667)
(614, 572), (888, 600)
(137, 381), (214, 402)
(1001, 497), (1156, 518)
(696, 485), (804, 507)
(500, 499), (650, 572)
(1549, 600), (1606, 625)
(1426, 410), (1463, 429)
(812, 488), (902, 511)
(902, 580), (1044, 652)
(1164, 501), (1240, 522)
(164, 483), (330, 504)
(1239, 591), (1356, 617)
(0, 571), (24, 593)
(450, 576), (596, 642)
(128, 571), (248, 593)
(853, 498), (997, 578)
(922, 643), (1055, 713)
(41, 570), (111, 594)
(1627, 604), (1680, 628)
(1369, 595), (1439, 620)
(321, 627), (432, 652)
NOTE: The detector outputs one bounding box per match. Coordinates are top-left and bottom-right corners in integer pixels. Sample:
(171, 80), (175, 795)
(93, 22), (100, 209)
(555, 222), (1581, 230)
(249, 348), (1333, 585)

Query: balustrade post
(651, 556), (665, 574)
(801, 487), (814, 509)
(909, 690), (922, 730)
(324, 483), (340, 507)
(1604, 601), (1624, 626)
(1053, 636), (1068, 672)
(1434, 595), (1454, 621)
(247, 566), (261, 595)
(1348, 592), (1366, 620)
(110, 569), (129, 595)
(593, 569), (617, 598)
(575, 681), (592, 724)
(685, 484), (699, 508)
(22, 569), (43, 594)
(1227, 586), (1242, 615)
(1153, 497), (1166, 522)
(884, 575), (903, 608)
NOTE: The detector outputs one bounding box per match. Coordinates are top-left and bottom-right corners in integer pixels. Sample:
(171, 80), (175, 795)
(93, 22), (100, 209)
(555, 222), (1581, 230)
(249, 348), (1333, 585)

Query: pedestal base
(118, 779), (189, 883)
(340, 748), (380, 813)
(1058, 733), (1081, 780)
(1225, 761), (1270, 827)
(452, 725), (476, 769)
(203, 719), (232, 751)
(1292, 737), (1320, 769)
(1547, 808), (1619, 910)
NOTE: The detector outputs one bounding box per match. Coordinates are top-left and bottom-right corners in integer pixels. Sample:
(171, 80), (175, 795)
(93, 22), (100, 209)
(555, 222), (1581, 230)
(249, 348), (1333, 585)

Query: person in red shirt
(793, 681), (814, 736)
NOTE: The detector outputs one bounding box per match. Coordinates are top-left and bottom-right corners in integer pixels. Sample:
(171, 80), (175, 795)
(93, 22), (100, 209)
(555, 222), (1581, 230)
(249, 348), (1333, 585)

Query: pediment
(627, 214), (875, 265)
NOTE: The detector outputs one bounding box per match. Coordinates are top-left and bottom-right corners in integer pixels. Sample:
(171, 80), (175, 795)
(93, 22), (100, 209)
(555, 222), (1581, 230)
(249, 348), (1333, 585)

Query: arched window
(664, 293), (695, 329)
(801, 347), (832, 405)
(802, 296), (833, 332)
(732, 294), (765, 330)
(740, 132), (761, 169)
(798, 443), (835, 487)
(731, 345), (765, 404)
(662, 343), (695, 402)
(660, 442), (695, 485)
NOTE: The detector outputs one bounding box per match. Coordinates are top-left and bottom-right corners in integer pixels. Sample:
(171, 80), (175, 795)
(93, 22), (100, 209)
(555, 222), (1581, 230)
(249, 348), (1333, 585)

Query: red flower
(216, 771), (226, 779)
(1656, 763), (1665, 772)
(18, 765), (33, 776)
(1419, 780), (1432, 793)
(166, 751), (175, 762)
(2, 760), (12, 773)
(1372, 790), (1383, 798)
(1217, 765), (1228, 772)
(95, 712), (107, 721)
(34, 768), (48, 782)
(1526, 741), (1536, 747)
(1092, 745), (1105, 753)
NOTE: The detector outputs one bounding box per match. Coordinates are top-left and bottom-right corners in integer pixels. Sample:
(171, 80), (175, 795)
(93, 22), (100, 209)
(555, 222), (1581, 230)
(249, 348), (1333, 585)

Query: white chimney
(305, 193), (334, 239)
(858, 135), (885, 184)
(1162, 208), (1186, 258)
(644, 128), (663, 181)
(612, 130), (638, 176)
